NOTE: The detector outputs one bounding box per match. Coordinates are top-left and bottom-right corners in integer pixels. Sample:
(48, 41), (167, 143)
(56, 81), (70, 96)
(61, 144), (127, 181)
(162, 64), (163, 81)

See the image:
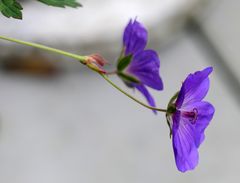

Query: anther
(182, 108), (198, 124)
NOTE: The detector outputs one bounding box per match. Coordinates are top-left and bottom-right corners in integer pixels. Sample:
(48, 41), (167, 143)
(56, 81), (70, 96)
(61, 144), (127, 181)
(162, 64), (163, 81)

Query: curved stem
(101, 74), (167, 113)
(0, 35), (87, 63)
(0, 35), (167, 113)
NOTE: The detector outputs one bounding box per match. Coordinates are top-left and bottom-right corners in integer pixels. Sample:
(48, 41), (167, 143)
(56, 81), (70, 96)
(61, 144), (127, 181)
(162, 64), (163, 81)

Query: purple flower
(166, 67), (215, 172)
(117, 19), (163, 109)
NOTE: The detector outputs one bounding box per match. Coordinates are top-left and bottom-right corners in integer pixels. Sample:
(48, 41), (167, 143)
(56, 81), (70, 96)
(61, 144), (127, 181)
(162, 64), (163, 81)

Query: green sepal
(166, 113), (172, 138)
(118, 72), (140, 84)
(166, 91), (179, 138)
(167, 91), (179, 114)
(117, 54), (132, 71)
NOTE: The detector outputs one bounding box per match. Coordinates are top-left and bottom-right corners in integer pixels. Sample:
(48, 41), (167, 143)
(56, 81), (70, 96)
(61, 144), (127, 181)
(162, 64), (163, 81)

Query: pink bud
(85, 54), (107, 74)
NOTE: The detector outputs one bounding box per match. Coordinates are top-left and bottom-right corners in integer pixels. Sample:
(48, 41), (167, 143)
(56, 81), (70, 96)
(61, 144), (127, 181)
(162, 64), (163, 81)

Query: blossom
(166, 67), (215, 172)
(117, 19), (163, 109)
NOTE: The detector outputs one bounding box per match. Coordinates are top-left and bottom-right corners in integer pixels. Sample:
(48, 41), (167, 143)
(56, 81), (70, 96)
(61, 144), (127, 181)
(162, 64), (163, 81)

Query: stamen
(182, 108), (198, 124)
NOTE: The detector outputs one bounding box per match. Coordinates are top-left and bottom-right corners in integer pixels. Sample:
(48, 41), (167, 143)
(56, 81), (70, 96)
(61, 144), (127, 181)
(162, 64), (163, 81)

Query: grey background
(0, 0), (239, 182)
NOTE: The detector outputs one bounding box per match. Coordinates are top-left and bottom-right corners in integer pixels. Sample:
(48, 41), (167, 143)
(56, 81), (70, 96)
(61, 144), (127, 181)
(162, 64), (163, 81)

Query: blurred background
(0, 0), (239, 182)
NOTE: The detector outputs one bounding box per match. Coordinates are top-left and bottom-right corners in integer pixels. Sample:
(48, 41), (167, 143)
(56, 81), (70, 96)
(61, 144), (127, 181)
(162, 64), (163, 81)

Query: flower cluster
(114, 19), (215, 172)
(0, 16), (215, 174)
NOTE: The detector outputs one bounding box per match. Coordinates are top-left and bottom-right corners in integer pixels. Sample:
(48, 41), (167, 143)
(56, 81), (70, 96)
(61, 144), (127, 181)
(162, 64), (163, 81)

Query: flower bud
(84, 54), (107, 74)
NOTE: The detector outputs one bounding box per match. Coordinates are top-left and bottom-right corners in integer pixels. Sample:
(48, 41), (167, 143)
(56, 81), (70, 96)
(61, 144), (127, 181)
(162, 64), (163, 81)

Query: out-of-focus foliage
(38, 0), (82, 8)
(0, 0), (82, 19)
(0, 0), (23, 19)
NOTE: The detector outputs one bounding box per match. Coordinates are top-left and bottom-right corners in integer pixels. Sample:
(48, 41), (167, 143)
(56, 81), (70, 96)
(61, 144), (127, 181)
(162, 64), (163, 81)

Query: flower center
(182, 108), (198, 124)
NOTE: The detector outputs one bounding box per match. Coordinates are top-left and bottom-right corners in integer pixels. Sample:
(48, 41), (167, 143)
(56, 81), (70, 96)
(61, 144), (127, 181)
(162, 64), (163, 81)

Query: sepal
(117, 54), (133, 71)
(166, 91), (179, 138)
(117, 72), (140, 84)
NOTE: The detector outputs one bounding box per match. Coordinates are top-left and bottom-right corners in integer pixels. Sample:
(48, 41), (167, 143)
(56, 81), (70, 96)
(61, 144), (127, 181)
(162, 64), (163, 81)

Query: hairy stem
(0, 35), (87, 63)
(101, 74), (167, 113)
(0, 35), (167, 113)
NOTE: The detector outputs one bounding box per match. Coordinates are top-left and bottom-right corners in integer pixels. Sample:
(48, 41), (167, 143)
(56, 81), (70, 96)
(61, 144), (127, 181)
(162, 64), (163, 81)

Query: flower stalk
(0, 35), (87, 63)
(0, 35), (167, 113)
(101, 74), (167, 112)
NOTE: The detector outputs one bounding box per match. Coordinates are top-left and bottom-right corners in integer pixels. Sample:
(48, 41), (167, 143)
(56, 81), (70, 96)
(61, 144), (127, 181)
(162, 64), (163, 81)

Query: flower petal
(181, 101), (215, 147)
(127, 50), (163, 90)
(172, 111), (199, 172)
(176, 67), (213, 108)
(123, 19), (148, 55)
(134, 84), (157, 114)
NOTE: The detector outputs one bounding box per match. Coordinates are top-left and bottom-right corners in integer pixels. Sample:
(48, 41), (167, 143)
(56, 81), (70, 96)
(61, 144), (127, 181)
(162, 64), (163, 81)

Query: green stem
(0, 35), (87, 63)
(0, 35), (167, 113)
(101, 74), (167, 113)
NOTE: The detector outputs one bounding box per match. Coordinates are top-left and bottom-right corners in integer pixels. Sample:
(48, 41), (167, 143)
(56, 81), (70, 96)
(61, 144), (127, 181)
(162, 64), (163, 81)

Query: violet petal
(181, 101), (215, 147)
(176, 67), (213, 108)
(123, 19), (148, 55)
(134, 84), (157, 114)
(172, 111), (199, 172)
(127, 50), (163, 90)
